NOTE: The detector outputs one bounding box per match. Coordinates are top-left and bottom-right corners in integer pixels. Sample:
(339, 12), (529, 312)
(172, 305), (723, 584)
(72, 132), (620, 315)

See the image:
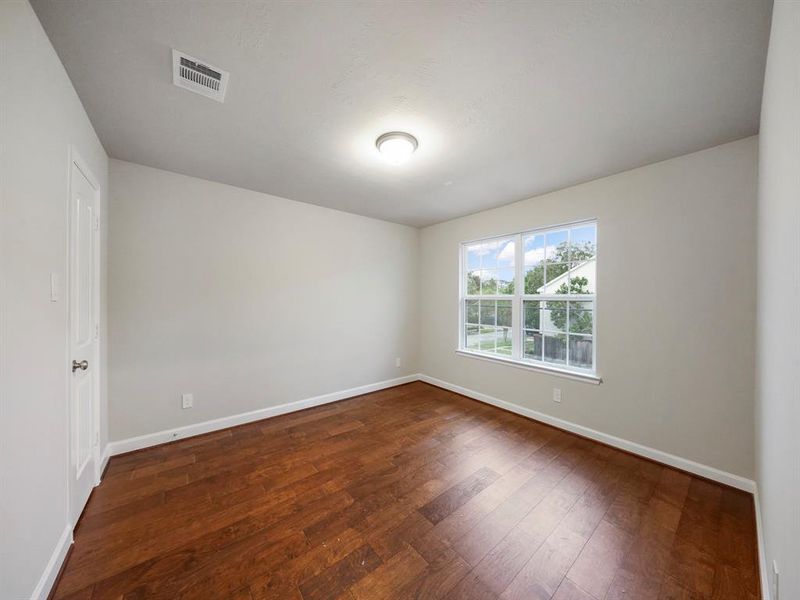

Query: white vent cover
(172, 49), (229, 102)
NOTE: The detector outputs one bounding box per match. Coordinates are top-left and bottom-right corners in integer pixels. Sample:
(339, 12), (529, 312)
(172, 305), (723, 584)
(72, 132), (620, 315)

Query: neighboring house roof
(536, 257), (596, 294)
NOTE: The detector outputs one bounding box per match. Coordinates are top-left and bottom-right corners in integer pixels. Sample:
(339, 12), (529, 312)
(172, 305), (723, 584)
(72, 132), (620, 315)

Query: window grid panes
(465, 238), (515, 296)
(462, 222), (596, 375)
(465, 299), (513, 356)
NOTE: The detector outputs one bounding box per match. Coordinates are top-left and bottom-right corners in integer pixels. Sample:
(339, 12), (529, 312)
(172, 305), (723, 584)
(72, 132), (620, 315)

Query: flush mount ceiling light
(376, 131), (419, 165)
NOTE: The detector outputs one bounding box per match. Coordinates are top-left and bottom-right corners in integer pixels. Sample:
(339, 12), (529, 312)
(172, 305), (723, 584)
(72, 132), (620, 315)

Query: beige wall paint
(0, 1), (109, 597)
(756, 2), (800, 598)
(108, 160), (418, 441)
(419, 137), (757, 479)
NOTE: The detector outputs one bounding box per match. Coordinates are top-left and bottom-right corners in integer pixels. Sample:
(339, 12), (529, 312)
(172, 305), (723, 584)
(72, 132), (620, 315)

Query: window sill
(455, 349), (602, 384)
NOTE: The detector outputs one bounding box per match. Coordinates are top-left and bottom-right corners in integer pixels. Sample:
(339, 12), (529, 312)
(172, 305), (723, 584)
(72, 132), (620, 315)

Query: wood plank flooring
(52, 382), (760, 600)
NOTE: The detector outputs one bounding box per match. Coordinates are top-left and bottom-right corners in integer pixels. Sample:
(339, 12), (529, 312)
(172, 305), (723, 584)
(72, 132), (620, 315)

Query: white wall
(108, 160), (418, 442)
(0, 1), (108, 597)
(756, 2), (800, 598)
(419, 137), (757, 480)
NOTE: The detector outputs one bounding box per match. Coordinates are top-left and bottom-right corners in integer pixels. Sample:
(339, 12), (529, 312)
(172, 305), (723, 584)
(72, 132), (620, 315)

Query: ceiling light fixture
(376, 131), (418, 165)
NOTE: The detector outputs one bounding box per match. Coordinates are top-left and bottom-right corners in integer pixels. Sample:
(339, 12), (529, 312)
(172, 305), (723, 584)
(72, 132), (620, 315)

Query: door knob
(72, 359), (89, 372)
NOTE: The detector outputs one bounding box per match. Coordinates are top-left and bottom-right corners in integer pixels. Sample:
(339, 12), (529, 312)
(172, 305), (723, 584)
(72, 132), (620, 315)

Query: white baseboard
(107, 374), (420, 457)
(107, 372), (756, 494)
(31, 523), (72, 600)
(419, 374), (756, 493)
(99, 444), (111, 479)
(754, 484), (771, 600)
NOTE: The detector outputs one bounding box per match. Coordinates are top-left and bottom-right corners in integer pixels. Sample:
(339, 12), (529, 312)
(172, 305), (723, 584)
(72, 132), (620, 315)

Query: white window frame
(457, 219), (601, 384)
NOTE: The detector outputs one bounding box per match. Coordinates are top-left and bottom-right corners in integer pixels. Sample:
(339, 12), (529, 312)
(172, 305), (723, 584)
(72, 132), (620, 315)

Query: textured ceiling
(32, 0), (771, 227)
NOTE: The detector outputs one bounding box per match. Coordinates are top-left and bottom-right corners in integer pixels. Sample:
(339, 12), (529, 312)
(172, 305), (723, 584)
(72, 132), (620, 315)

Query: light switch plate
(50, 273), (59, 302)
(773, 560), (779, 599)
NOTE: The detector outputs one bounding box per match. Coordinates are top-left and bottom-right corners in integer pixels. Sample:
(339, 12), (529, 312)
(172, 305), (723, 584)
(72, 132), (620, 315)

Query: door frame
(66, 145), (102, 525)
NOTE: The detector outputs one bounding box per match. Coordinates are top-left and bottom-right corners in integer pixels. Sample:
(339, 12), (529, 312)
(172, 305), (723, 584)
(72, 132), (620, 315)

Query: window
(460, 221), (597, 378)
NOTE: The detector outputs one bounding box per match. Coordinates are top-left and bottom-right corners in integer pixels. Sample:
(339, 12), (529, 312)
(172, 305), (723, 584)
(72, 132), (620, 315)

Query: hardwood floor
(52, 382), (760, 600)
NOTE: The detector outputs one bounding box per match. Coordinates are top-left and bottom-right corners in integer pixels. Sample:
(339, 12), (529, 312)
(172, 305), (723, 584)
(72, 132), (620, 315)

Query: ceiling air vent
(172, 49), (229, 102)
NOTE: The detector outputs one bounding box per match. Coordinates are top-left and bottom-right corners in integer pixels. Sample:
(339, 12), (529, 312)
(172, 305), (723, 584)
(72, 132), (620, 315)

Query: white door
(69, 155), (99, 525)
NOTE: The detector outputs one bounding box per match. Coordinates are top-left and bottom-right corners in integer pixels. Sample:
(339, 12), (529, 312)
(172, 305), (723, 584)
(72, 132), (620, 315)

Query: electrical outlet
(773, 560), (779, 599)
(395, 357), (402, 368)
(181, 393), (194, 409)
(553, 388), (562, 403)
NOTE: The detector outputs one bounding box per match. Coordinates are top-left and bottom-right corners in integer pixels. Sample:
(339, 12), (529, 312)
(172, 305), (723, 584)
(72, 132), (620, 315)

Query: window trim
(454, 349), (602, 384)
(458, 219), (600, 381)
